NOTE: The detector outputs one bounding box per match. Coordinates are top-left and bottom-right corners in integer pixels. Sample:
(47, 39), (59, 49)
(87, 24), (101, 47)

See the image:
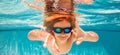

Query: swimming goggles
(53, 27), (72, 34)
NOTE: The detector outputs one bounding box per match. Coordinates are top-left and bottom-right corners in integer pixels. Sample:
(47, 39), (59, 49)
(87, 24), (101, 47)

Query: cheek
(54, 34), (58, 37)
(53, 32), (71, 38)
(66, 33), (71, 37)
(53, 33), (59, 38)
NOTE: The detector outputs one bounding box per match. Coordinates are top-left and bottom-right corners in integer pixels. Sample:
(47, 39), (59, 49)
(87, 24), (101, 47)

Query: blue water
(0, 0), (120, 55)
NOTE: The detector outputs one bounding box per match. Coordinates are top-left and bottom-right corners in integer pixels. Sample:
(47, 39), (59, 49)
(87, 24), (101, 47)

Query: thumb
(76, 37), (84, 45)
(43, 34), (50, 48)
(54, 43), (60, 52)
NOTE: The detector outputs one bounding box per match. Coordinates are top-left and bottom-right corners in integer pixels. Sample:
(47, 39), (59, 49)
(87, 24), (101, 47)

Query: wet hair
(43, 0), (76, 34)
(43, 15), (76, 33)
(44, 0), (75, 17)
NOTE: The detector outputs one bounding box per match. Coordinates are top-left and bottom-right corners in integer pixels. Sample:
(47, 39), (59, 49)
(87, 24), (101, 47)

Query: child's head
(43, 14), (76, 42)
(43, 14), (76, 32)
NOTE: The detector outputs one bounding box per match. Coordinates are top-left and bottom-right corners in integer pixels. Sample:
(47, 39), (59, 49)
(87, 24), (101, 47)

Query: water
(0, 0), (120, 55)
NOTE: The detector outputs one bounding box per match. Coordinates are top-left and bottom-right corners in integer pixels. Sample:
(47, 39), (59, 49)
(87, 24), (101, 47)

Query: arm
(28, 30), (49, 41)
(75, 20), (99, 43)
(28, 30), (60, 53)
(84, 31), (99, 42)
(76, 24), (99, 42)
(76, 27), (99, 42)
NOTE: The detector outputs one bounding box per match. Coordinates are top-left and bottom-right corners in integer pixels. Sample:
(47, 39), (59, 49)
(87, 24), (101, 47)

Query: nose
(61, 31), (65, 34)
(60, 33), (66, 37)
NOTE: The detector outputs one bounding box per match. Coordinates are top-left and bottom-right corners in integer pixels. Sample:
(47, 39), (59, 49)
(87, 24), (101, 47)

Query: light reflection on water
(0, 0), (120, 55)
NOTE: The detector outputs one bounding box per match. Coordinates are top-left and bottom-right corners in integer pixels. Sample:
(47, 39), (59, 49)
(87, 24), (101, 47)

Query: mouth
(60, 36), (66, 40)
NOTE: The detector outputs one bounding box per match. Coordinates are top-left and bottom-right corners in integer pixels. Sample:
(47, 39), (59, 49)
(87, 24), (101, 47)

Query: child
(26, 0), (98, 55)
(28, 14), (98, 55)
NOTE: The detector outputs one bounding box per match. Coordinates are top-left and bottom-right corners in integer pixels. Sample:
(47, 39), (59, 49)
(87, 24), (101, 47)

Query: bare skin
(28, 20), (99, 55)
(51, 20), (74, 54)
(27, 0), (98, 55)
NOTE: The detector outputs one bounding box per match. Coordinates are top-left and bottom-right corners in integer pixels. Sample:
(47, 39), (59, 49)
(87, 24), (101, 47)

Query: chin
(59, 38), (69, 43)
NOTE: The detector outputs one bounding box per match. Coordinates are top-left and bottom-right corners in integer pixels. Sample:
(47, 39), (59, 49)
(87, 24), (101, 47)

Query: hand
(72, 28), (84, 45)
(72, 20), (85, 45)
(28, 30), (60, 53)
(43, 33), (60, 53)
(85, 31), (99, 42)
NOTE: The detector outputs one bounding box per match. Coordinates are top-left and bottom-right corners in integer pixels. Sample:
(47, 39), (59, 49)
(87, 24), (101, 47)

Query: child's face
(53, 20), (72, 43)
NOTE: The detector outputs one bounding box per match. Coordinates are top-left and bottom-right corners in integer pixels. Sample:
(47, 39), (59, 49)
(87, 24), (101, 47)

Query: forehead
(53, 20), (71, 28)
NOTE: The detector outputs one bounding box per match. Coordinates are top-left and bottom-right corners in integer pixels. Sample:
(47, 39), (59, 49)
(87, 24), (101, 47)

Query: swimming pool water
(0, 0), (120, 55)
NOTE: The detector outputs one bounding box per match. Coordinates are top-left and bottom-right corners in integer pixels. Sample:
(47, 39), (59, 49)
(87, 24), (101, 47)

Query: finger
(43, 34), (50, 48)
(51, 39), (59, 53)
(52, 37), (55, 47)
(88, 31), (98, 37)
(76, 40), (82, 45)
(76, 37), (84, 45)
(54, 43), (60, 52)
(51, 38), (60, 53)
(77, 37), (84, 41)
